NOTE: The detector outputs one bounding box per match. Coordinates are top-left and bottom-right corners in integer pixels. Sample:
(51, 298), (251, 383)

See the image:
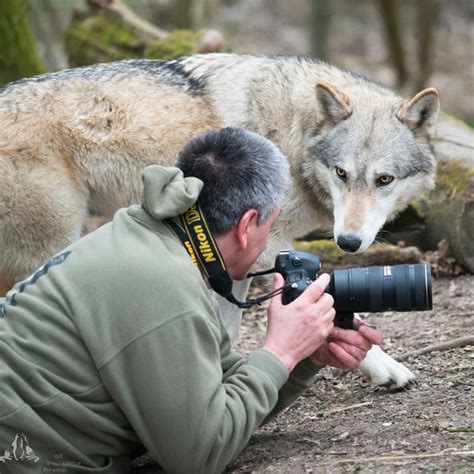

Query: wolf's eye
(376, 175), (394, 186)
(335, 167), (347, 180)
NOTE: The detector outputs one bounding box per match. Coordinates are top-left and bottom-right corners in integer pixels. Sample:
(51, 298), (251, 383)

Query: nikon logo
(194, 224), (217, 263)
(185, 206), (201, 225)
(184, 241), (198, 267)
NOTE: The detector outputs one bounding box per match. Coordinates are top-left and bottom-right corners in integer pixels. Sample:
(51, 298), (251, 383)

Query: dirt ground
(131, 271), (473, 473)
(224, 273), (474, 473)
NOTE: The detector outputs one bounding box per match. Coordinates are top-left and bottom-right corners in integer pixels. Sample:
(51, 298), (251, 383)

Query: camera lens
(327, 263), (432, 313)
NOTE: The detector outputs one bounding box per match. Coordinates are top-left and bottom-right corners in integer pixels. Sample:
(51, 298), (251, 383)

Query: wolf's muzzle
(337, 234), (362, 253)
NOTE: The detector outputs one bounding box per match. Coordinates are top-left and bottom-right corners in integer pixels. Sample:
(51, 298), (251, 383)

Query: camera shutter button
(292, 257), (302, 266)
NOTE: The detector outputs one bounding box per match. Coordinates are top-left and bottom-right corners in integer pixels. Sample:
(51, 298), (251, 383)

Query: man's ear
(396, 87), (440, 135)
(236, 209), (259, 250)
(316, 81), (352, 125)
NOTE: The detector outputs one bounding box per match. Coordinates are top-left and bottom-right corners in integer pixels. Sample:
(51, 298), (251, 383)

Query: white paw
(359, 345), (416, 389)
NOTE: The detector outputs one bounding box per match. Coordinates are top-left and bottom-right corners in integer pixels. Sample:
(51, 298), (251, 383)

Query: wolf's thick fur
(0, 54), (439, 388)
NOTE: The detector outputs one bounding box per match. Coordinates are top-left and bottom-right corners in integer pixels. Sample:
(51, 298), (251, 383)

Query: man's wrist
(262, 343), (297, 372)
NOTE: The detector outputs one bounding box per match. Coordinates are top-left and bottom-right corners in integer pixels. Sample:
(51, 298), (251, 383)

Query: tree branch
(395, 336), (474, 361)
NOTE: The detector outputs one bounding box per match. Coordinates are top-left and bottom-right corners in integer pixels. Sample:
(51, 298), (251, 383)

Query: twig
(314, 449), (474, 467)
(88, 0), (169, 39)
(395, 336), (474, 361)
(319, 400), (373, 417)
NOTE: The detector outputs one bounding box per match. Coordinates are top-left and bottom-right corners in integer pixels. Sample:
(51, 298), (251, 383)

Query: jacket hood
(141, 165), (203, 220)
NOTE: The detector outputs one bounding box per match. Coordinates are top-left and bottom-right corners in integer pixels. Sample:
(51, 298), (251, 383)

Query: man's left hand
(309, 321), (384, 369)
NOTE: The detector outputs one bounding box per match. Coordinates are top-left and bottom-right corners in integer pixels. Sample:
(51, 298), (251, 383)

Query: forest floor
(225, 273), (474, 473)
(131, 271), (473, 473)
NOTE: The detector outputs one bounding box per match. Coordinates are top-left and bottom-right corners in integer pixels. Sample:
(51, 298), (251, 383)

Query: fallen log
(420, 115), (474, 272)
(66, 0), (225, 66)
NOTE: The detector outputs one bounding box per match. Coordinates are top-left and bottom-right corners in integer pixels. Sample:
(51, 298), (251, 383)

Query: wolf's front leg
(359, 346), (416, 389)
(353, 314), (415, 389)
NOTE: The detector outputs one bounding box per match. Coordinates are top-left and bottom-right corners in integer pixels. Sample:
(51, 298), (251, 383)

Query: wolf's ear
(316, 82), (352, 124)
(397, 88), (440, 134)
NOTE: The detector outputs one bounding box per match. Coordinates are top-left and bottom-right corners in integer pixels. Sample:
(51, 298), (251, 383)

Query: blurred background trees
(0, 0), (45, 83)
(1, 0), (471, 124)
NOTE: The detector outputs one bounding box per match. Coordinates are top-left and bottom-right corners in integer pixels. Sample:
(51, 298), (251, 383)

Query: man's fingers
(297, 273), (331, 304)
(309, 294), (334, 316)
(358, 324), (384, 346)
(329, 340), (366, 363)
(329, 327), (372, 352)
(328, 342), (360, 369)
(273, 272), (285, 291)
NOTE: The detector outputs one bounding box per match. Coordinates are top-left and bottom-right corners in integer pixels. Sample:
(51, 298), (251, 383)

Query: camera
(275, 250), (433, 329)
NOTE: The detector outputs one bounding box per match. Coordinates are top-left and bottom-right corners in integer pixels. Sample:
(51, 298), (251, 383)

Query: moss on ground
(66, 12), (143, 66)
(145, 30), (203, 60)
(435, 159), (474, 198)
(66, 12), (208, 66)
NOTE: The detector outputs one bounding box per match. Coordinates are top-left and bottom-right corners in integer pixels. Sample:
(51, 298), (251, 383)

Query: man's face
(232, 209), (281, 280)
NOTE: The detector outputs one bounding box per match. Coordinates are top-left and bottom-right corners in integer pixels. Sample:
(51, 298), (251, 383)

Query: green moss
(66, 11), (211, 66)
(294, 239), (346, 259)
(144, 30), (203, 60)
(65, 12), (145, 67)
(465, 119), (474, 129)
(435, 159), (474, 198)
(0, 0), (45, 84)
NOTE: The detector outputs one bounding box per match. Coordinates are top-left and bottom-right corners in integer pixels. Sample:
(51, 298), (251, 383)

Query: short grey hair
(175, 127), (291, 235)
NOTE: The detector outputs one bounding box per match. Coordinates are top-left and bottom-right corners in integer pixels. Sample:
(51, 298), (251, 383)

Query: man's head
(175, 127), (290, 236)
(175, 127), (291, 279)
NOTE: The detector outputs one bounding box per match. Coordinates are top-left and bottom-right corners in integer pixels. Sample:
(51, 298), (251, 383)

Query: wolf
(0, 54), (439, 388)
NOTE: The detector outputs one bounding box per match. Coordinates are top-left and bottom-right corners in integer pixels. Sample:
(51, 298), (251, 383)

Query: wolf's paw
(359, 345), (416, 390)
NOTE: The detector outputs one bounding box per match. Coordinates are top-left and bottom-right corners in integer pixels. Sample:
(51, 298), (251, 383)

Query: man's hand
(309, 321), (384, 369)
(263, 273), (335, 372)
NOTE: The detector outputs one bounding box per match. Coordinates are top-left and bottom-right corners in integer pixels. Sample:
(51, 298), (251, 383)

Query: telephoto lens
(327, 264), (433, 313)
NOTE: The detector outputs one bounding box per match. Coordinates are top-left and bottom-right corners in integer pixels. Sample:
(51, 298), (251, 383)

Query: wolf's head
(301, 81), (439, 253)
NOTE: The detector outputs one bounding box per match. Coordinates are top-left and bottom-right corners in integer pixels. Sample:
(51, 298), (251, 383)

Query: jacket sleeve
(262, 358), (322, 425)
(219, 339), (323, 425)
(98, 310), (289, 474)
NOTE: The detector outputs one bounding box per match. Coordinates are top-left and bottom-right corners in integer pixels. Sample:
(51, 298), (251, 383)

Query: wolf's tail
(0, 150), (87, 295)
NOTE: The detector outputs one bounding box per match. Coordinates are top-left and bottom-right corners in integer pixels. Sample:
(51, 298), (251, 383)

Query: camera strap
(163, 204), (290, 308)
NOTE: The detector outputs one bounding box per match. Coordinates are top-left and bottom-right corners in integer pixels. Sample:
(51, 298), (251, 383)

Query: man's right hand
(262, 272), (335, 372)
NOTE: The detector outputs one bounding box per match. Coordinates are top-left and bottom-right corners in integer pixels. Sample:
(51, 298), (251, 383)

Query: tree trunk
(0, 0), (45, 84)
(416, 0), (440, 91)
(421, 116), (474, 272)
(377, 0), (409, 89)
(311, 0), (331, 61)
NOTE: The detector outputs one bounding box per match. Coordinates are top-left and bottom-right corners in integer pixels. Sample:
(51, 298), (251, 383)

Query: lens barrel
(327, 263), (432, 313)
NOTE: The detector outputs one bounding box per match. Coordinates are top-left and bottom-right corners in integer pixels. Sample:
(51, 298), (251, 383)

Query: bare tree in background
(378, 0), (408, 87)
(27, 0), (70, 71)
(310, 0), (331, 61)
(378, 0), (440, 92)
(175, 0), (194, 28)
(416, 0), (440, 91)
(0, 0), (45, 84)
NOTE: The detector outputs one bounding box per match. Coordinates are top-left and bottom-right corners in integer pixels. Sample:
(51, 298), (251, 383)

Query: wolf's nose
(337, 235), (362, 253)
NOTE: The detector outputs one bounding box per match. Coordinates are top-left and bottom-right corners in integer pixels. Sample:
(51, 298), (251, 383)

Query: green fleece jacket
(0, 166), (320, 473)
